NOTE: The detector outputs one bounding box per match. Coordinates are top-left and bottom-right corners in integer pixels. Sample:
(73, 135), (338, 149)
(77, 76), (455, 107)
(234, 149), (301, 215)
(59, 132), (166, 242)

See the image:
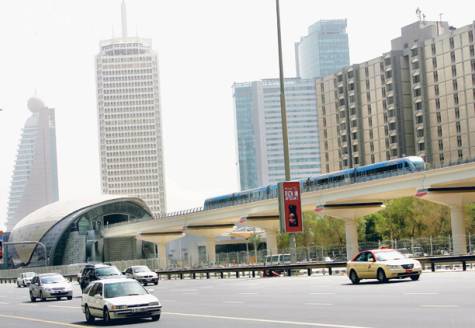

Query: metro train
(203, 156), (425, 210)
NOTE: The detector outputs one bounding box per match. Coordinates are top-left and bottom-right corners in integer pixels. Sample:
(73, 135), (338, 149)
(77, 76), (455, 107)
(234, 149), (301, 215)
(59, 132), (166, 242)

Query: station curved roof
(8, 195), (151, 264)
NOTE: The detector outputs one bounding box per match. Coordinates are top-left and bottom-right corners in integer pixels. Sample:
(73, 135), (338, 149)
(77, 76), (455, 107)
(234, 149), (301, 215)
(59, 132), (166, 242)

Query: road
(0, 271), (474, 327)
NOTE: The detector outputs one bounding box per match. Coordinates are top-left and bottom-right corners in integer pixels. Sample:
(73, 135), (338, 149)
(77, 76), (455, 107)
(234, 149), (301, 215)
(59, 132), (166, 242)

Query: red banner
(278, 182), (303, 233)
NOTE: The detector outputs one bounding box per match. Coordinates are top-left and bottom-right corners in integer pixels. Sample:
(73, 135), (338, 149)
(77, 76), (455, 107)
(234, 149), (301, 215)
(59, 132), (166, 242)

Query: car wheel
(85, 305), (95, 323)
(17, 282), (20, 288)
(349, 270), (360, 284)
(410, 274), (420, 281)
(67, 296), (72, 300)
(151, 315), (160, 321)
(103, 307), (111, 324)
(30, 291), (36, 302)
(377, 268), (388, 283)
(40, 291), (46, 302)
(154, 281), (158, 285)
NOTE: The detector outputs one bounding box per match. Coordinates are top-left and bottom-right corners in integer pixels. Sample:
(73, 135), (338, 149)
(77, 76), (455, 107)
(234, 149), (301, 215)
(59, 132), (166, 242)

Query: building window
(435, 98), (441, 110)
(385, 70), (392, 79)
(433, 71), (439, 83)
(454, 93), (459, 105)
(368, 117), (373, 127)
(452, 65), (457, 77)
(458, 150), (463, 159)
(371, 154), (375, 163)
(431, 43), (436, 55)
(347, 71), (354, 79)
(367, 104), (372, 115)
(369, 130), (374, 139)
(416, 102), (423, 111)
(439, 153), (444, 162)
(436, 112), (441, 123)
(366, 92), (371, 102)
(416, 115), (423, 124)
(438, 140), (443, 151)
(453, 79), (458, 91)
(414, 88), (422, 97)
(457, 136), (462, 147)
(364, 66), (369, 77)
(470, 45), (475, 57)
(411, 48), (418, 57)
(437, 126), (443, 137)
(434, 85), (439, 96)
(412, 61), (419, 70)
(366, 80), (370, 89)
(469, 30), (474, 43)
(456, 122), (461, 133)
(449, 37), (455, 49)
(450, 51), (456, 63)
(417, 129), (424, 137)
(413, 75), (420, 83)
(370, 142), (374, 152)
(471, 60), (475, 72)
(432, 57), (437, 69)
(418, 143), (425, 151)
(455, 107), (460, 119)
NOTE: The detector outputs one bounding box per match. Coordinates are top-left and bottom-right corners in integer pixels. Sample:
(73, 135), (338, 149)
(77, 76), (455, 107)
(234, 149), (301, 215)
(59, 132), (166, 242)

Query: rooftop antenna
(416, 7), (422, 22)
(121, 0), (128, 37)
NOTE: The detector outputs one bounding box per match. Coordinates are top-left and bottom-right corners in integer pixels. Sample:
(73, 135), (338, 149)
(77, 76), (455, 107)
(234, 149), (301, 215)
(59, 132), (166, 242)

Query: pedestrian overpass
(103, 161), (475, 266)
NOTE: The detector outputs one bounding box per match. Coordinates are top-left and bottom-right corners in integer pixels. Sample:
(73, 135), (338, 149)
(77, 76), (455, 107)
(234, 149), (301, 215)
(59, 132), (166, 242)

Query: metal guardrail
(1, 255), (474, 284)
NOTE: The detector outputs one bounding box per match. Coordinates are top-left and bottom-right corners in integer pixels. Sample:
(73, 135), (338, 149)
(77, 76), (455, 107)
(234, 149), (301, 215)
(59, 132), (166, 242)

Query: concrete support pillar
(345, 218), (359, 260)
(158, 243), (167, 269)
(450, 205), (467, 255)
(265, 230), (278, 255)
(207, 238), (216, 265)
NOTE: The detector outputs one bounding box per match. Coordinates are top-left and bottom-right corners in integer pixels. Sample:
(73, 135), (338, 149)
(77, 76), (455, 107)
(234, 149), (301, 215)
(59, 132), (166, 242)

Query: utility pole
(275, 0), (297, 262)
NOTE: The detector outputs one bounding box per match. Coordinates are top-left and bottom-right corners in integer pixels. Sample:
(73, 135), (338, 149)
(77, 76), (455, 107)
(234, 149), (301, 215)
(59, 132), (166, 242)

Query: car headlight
(413, 262), (422, 269)
(387, 265), (401, 270)
(110, 305), (127, 310)
(149, 301), (160, 306)
(45, 288), (53, 292)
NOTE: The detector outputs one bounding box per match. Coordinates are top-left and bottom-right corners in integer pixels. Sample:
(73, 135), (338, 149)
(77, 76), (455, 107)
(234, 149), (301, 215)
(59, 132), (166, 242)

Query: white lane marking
(405, 292), (439, 295)
(420, 305), (459, 308)
(310, 292), (336, 295)
(0, 314), (85, 327)
(239, 292), (258, 295)
(304, 303), (333, 306)
(0, 301), (9, 305)
(183, 293), (198, 295)
(223, 301), (244, 304)
(160, 299), (177, 302)
(164, 312), (373, 328)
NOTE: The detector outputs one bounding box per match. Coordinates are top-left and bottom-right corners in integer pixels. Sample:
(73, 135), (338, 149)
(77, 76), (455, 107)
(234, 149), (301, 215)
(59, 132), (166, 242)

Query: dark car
(78, 264), (123, 292)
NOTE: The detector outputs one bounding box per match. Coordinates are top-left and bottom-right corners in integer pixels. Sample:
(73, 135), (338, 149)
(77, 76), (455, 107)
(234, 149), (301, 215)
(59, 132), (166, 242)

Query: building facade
(295, 19), (350, 79)
(317, 20), (475, 173)
(96, 3), (166, 217)
(6, 97), (59, 231)
(233, 78), (320, 190)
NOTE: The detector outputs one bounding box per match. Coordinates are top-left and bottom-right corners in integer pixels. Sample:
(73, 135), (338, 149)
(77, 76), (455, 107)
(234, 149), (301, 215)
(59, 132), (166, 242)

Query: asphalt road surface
(0, 270), (474, 328)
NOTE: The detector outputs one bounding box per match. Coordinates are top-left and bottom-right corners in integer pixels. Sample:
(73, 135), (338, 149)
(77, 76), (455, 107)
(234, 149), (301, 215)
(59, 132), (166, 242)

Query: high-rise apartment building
(233, 78), (320, 190)
(295, 19), (350, 79)
(317, 20), (475, 172)
(96, 2), (166, 216)
(6, 97), (59, 231)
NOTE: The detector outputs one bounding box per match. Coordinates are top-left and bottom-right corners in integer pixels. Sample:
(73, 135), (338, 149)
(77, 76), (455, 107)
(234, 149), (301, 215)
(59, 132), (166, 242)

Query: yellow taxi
(347, 248), (422, 284)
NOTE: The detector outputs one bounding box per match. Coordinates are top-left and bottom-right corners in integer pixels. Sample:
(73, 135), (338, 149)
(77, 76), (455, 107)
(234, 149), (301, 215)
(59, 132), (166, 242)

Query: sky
(0, 0), (474, 230)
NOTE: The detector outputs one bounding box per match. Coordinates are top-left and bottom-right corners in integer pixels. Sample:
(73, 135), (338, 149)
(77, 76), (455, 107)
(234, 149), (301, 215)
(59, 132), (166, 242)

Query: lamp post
(275, 0), (297, 263)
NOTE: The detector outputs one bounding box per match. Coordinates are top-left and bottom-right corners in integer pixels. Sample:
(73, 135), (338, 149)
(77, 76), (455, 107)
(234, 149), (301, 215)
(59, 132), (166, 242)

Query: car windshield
(133, 266), (150, 273)
(104, 281), (148, 298)
(375, 251), (406, 261)
(25, 272), (35, 278)
(40, 275), (66, 284)
(96, 266), (121, 277)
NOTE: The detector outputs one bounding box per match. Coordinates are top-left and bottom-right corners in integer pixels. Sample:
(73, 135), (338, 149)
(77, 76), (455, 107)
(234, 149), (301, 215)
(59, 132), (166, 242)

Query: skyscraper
(233, 78), (320, 190)
(96, 1), (166, 217)
(6, 97), (59, 231)
(295, 19), (350, 79)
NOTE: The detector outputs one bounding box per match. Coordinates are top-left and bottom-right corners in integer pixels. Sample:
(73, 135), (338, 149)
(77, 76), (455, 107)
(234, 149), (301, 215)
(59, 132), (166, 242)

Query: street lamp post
(275, 0), (297, 263)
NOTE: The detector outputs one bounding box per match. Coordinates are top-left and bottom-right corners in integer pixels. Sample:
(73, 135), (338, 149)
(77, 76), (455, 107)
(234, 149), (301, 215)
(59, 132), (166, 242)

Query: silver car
(17, 272), (36, 287)
(29, 273), (73, 301)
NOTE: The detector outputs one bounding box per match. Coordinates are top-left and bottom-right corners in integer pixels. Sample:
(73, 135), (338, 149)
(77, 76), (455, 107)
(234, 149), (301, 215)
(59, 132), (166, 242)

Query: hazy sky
(0, 0), (474, 230)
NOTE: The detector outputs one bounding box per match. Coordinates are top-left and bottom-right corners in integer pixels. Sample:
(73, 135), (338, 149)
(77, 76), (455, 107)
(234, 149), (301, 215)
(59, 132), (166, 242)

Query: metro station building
(6, 195), (156, 268)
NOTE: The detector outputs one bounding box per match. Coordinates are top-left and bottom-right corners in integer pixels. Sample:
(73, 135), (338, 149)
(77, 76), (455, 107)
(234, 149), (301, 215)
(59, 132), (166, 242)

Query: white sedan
(124, 265), (158, 285)
(81, 278), (161, 324)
